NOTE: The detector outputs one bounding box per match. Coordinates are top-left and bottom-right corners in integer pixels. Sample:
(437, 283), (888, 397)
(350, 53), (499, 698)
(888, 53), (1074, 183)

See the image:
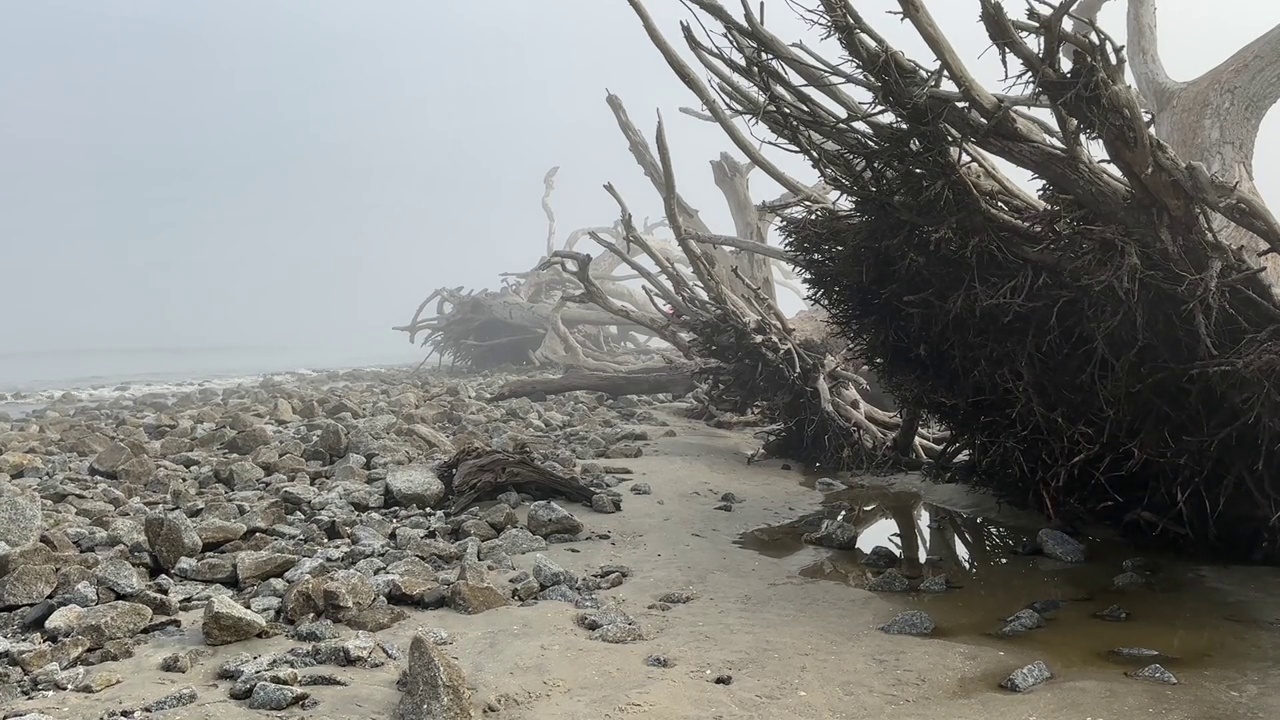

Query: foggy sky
(2, 0), (1275, 367)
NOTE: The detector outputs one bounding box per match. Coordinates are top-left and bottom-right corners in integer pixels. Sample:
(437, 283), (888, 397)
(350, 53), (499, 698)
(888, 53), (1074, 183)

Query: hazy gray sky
(2, 0), (1275, 368)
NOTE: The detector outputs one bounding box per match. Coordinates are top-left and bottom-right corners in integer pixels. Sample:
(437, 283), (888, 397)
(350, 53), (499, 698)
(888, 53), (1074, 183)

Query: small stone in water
(998, 609), (1046, 637)
(1128, 663), (1178, 684)
(1112, 571), (1147, 590)
(879, 610), (935, 636)
(1110, 647), (1162, 659)
(865, 568), (911, 593)
(1037, 529), (1087, 563)
(863, 546), (900, 569)
(1000, 661), (1052, 692)
(917, 574), (949, 593)
(1122, 557), (1160, 574)
(1023, 599), (1067, 617)
(1095, 604), (1131, 622)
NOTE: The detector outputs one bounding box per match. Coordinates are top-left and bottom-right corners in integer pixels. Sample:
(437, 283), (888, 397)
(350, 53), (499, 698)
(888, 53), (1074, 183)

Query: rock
(447, 581), (510, 615)
(1110, 647), (1164, 660)
(236, 552), (299, 585)
(160, 652), (193, 673)
(394, 629), (475, 720)
(90, 442), (134, 477)
(144, 510), (203, 572)
(71, 601), (154, 648)
(918, 574), (949, 593)
(531, 556), (576, 589)
(866, 568), (911, 593)
(1112, 571), (1147, 590)
(142, 686), (200, 712)
(1023, 599), (1068, 617)
(537, 585), (580, 603)
(321, 570), (378, 620)
(1037, 528), (1086, 563)
(177, 556), (238, 584)
(591, 493), (619, 513)
(862, 545), (900, 569)
(316, 421), (350, 458)
(591, 623), (650, 643)
(93, 559), (145, 597)
(197, 520), (247, 548)
(576, 608), (635, 630)
(421, 628), (454, 646)
(457, 519), (498, 542)
(629, 482), (652, 495)
(291, 619), (343, 642)
(1095, 604), (1131, 622)
(385, 466), (446, 509)
(645, 654), (674, 668)
(227, 425), (274, 455)
(526, 501), (584, 537)
(249, 682), (310, 710)
(998, 609), (1046, 637)
(0, 565), (57, 609)
(1128, 663), (1178, 684)
(482, 527), (546, 558)
(713, 503), (734, 512)
(802, 521), (859, 550)
(1000, 661), (1052, 692)
(0, 486), (43, 547)
(347, 605), (409, 632)
(604, 444), (642, 459)
(480, 504), (518, 531)
(657, 589), (697, 604)
(387, 577), (447, 609)
(73, 671), (124, 694)
(879, 610), (936, 636)
(202, 595), (267, 646)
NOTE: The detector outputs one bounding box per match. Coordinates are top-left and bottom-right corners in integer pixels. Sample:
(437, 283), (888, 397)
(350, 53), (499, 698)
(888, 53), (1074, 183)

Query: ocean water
(0, 344), (421, 407)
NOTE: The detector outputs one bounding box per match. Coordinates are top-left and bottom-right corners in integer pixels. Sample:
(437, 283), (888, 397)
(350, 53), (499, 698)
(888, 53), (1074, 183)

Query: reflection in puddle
(736, 479), (1280, 674)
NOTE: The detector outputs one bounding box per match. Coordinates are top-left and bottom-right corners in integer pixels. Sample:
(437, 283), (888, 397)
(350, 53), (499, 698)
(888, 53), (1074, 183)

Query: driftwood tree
(615, 0), (1280, 560)
(1083, 0), (1280, 283)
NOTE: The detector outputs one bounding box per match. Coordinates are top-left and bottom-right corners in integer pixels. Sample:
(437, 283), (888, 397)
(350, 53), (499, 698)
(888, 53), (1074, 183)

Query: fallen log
(490, 364), (697, 402)
(437, 445), (598, 514)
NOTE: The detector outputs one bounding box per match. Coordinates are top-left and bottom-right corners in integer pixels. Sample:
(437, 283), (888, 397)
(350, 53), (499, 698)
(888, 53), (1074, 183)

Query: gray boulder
(526, 501), (583, 537)
(144, 510), (203, 572)
(385, 466), (446, 509)
(0, 485), (43, 548)
(0, 565), (57, 609)
(202, 595), (266, 646)
(394, 629), (474, 720)
(1037, 529), (1087, 563)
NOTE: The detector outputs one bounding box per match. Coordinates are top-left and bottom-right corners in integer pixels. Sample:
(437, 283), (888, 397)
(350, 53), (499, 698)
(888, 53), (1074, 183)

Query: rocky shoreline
(1, 368), (682, 718)
(1, 367), (1273, 719)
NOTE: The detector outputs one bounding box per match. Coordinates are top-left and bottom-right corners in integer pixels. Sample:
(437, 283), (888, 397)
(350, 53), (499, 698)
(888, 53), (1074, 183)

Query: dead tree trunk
(1084, 0), (1280, 285)
(489, 364), (696, 401)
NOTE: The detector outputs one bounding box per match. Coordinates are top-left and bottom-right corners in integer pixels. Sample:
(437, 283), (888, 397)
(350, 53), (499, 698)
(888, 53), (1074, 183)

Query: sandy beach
(3, 369), (1278, 720)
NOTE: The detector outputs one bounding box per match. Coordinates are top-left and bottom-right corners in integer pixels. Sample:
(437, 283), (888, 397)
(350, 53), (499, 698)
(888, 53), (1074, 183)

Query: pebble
(865, 568), (911, 592)
(1095, 604), (1131, 622)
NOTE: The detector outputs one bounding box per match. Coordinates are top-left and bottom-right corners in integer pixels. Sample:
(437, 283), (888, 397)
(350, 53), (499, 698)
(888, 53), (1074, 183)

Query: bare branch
(541, 166), (560, 257)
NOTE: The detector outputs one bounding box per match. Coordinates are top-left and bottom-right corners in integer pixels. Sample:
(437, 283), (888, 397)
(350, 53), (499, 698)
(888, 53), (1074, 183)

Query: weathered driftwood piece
(490, 364), (697, 402)
(437, 445), (597, 515)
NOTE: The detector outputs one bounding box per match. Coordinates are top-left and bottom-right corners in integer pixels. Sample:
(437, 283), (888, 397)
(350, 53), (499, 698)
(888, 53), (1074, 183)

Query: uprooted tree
(397, 0), (1280, 560)
(606, 0), (1280, 560)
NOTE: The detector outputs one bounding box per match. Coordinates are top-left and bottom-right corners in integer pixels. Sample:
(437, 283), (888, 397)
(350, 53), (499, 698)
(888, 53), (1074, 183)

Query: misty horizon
(3, 0), (1275, 385)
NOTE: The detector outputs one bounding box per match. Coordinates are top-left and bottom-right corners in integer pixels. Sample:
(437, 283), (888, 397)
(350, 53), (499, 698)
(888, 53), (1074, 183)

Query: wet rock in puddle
(1000, 661), (1053, 692)
(1122, 557), (1160, 574)
(862, 545), (900, 569)
(879, 610), (935, 636)
(1095, 604), (1131, 622)
(998, 609), (1047, 637)
(865, 568), (911, 593)
(1112, 571), (1147, 590)
(395, 629), (474, 720)
(918, 574), (949, 593)
(1110, 647), (1167, 661)
(802, 521), (859, 550)
(1037, 528), (1087, 563)
(1023, 599), (1068, 617)
(1128, 663), (1178, 684)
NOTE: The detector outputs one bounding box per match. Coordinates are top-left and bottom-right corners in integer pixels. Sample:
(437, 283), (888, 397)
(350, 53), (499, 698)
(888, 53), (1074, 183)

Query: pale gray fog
(2, 0), (1273, 389)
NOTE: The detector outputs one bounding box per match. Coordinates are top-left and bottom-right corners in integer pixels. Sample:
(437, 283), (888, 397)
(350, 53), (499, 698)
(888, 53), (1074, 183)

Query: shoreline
(2, 368), (1277, 719)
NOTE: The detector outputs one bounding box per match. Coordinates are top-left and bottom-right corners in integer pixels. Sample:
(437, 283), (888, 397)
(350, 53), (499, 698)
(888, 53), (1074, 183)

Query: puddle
(736, 477), (1280, 674)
